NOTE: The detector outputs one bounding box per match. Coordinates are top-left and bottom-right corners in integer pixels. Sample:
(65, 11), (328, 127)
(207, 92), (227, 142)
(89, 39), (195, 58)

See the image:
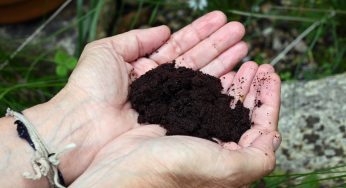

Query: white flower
(188, 0), (208, 11)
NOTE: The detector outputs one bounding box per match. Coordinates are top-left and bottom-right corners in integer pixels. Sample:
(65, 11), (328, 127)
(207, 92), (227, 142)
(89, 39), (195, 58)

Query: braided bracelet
(6, 108), (76, 188)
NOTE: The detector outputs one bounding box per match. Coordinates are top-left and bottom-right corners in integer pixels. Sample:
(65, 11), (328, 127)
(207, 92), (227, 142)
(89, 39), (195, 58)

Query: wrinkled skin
(28, 11), (281, 187)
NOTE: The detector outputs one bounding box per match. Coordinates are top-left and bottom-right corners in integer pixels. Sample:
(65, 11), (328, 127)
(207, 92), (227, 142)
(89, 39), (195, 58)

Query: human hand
(68, 11), (282, 188)
(21, 10), (251, 186)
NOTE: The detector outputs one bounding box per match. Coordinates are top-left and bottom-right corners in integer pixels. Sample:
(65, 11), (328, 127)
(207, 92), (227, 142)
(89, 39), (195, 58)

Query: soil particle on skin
(256, 100), (263, 108)
(129, 63), (251, 143)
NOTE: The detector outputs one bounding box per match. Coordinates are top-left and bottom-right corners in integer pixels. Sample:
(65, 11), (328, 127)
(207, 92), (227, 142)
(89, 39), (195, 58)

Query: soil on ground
(129, 63), (251, 143)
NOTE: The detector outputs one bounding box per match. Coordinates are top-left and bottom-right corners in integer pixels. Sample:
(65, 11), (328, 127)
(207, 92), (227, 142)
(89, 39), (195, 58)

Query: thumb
(98, 25), (171, 62)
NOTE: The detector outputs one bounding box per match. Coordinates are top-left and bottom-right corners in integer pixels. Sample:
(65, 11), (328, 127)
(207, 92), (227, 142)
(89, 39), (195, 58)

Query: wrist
(22, 87), (96, 184)
(0, 117), (51, 188)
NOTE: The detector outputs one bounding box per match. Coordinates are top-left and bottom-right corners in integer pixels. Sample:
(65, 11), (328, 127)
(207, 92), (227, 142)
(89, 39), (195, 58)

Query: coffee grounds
(129, 63), (251, 143)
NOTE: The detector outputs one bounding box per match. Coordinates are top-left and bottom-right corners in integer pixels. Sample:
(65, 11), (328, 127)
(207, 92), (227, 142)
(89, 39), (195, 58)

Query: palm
(67, 41), (141, 139)
(71, 125), (277, 187)
(67, 11), (281, 187)
(65, 11), (249, 144)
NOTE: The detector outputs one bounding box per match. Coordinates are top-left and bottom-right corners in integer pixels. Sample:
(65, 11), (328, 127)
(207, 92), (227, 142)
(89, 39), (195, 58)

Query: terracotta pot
(0, 0), (66, 24)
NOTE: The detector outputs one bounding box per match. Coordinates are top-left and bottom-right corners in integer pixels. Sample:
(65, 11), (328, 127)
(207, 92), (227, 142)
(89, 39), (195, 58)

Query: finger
(228, 61), (258, 104)
(222, 141), (241, 150)
(131, 42), (245, 80)
(250, 131), (281, 153)
(132, 58), (158, 77)
(238, 128), (268, 148)
(211, 138), (241, 150)
(249, 73), (281, 132)
(96, 25), (171, 62)
(239, 73), (281, 147)
(243, 64), (275, 114)
(150, 11), (227, 64)
(175, 22), (245, 70)
(223, 132), (279, 185)
(201, 41), (248, 77)
(220, 71), (236, 94)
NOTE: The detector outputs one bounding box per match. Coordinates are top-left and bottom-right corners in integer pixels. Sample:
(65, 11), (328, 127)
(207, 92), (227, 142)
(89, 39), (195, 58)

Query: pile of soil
(129, 63), (251, 143)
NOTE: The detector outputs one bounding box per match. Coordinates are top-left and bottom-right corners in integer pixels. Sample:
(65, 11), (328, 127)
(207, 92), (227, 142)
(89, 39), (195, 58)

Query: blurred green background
(0, 0), (345, 187)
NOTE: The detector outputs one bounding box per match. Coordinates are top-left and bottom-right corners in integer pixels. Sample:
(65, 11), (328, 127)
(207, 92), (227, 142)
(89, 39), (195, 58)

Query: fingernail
(272, 133), (281, 151)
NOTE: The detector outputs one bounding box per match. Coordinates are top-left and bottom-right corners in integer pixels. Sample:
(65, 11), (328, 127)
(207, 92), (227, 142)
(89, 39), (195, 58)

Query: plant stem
(227, 9), (317, 22)
(270, 12), (335, 66)
(0, 0), (73, 70)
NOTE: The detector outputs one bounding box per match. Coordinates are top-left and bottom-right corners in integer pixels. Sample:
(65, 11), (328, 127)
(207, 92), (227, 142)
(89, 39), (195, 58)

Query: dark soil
(129, 63), (251, 143)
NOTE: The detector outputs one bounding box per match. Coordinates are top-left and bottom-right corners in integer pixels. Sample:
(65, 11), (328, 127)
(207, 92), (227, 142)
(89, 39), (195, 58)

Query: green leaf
(56, 65), (68, 77)
(279, 71), (292, 81)
(54, 50), (69, 65)
(66, 57), (78, 69)
(54, 49), (77, 70)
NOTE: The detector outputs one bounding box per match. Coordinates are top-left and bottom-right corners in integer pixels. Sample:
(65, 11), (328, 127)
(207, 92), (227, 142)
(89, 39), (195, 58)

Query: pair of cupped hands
(22, 11), (281, 188)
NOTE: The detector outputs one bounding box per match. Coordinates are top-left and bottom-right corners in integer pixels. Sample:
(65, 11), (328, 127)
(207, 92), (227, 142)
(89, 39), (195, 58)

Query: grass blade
(130, 0), (144, 29)
(149, 2), (160, 25)
(88, 0), (106, 41)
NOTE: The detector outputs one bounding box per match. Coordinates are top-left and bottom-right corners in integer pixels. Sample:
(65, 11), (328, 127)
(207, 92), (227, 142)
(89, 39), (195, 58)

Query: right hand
(69, 10), (282, 188)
